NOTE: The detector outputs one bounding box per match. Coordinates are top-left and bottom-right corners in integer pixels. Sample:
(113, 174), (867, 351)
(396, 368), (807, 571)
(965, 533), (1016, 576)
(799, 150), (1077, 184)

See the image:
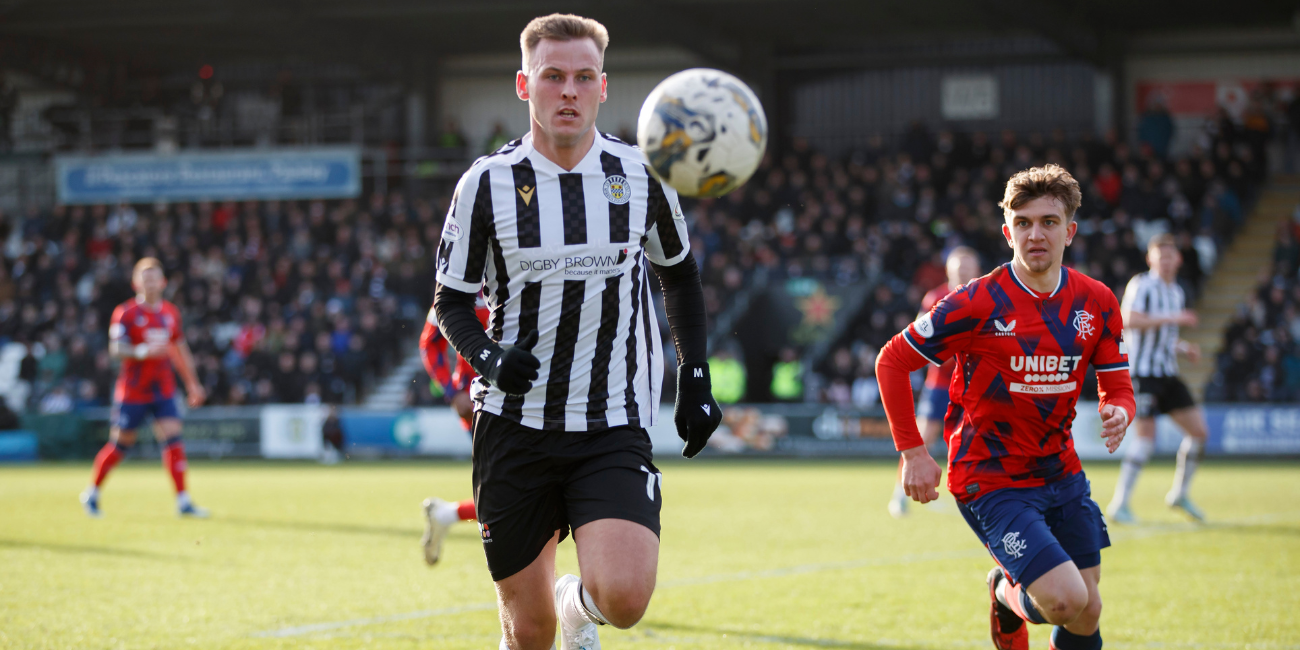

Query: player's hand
(1181, 341), (1202, 363)
(1173, 310), (1199, 327)
(186, 383), (207, 408)
(1099, 404), (1129, 453)
(479, 330), (541, 396)
(900, 445), (942, 504)
(674, 363), (723, 458)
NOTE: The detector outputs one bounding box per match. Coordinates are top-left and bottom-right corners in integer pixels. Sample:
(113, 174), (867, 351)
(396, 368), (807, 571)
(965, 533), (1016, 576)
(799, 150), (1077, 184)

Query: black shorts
(1133, 376), (1196, 418)
(471, 410), (662, 582)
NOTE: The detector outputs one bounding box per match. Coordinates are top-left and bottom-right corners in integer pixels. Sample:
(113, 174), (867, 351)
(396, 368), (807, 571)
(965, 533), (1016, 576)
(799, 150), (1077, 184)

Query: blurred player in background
(888, 245), (980, 518)
(878, 165), (1134, 650)
(418, 293), (487, 565)
(80, 258), (208, 518)
(1107, 233), (1208, 523)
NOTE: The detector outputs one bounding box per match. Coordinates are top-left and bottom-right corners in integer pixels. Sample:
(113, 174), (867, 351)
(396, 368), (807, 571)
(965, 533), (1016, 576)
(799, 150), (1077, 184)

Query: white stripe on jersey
(1121, 271), (1183, 378)
(436, 131), (689, 432)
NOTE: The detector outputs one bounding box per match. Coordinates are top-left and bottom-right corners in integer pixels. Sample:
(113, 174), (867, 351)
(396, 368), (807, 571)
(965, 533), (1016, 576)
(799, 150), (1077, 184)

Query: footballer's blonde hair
(520, 13), (609, 71)
(133, 257), (165, 280)
(999, 164), (1083, 221)
(1147, 232), (1177, 251)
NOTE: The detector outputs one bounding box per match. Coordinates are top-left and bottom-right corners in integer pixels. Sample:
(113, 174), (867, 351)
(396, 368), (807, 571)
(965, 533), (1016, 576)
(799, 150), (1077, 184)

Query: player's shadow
(217, 516), (418, 539)
(639, 620), (930, 650)
(0, 538), (191, 561)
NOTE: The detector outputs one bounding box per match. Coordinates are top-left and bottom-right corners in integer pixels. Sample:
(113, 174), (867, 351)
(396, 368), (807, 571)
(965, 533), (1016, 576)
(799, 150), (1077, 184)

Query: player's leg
(1049, 565), (1103, 650)
(421, 497), (477, 565)
(1108, 381), (1155, 523)
(81, 405), (143, 516)
(494, 533), (561, 650)
(570, 519), (659, 628)
(1166, 403), (1208, 521)
(154, 401), (206, 517)
(553, 430), (662, 648)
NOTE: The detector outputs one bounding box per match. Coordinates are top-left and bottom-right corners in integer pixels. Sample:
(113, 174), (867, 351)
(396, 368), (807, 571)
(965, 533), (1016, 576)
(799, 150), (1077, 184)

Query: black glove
(675, 363), (723, 458)
(473, 330), (541, 396)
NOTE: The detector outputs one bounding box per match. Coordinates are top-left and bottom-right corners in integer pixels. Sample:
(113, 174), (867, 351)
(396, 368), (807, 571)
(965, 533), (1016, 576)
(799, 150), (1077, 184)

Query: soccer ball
(637, 68), (767, 198)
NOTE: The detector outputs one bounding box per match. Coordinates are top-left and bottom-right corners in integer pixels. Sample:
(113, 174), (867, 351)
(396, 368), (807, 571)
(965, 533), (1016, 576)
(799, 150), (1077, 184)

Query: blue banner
(55, 148), (361, 204)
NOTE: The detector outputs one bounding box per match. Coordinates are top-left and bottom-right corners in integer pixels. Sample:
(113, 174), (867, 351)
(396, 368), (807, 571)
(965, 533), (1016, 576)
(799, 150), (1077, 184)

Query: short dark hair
(999, 164), (1082, 220)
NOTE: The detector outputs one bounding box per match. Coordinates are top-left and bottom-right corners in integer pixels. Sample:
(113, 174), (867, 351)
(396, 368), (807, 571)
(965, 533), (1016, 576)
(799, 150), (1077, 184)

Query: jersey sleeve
(108, 304), (129, 342)
(642, 171), (691, 266)
(1092, 290), (1130, 373)
(435, 166), (493, 293)
(419, 307), (454, 389)
(1120, 275), (1148, 315)
(902, 285), (980, 366)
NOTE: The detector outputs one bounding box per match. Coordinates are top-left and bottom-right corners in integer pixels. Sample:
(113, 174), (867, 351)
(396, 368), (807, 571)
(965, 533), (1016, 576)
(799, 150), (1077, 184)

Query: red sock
(91, 442), (125, 487)
(457, 499), (476, 521)
(162, 438), (187, 493)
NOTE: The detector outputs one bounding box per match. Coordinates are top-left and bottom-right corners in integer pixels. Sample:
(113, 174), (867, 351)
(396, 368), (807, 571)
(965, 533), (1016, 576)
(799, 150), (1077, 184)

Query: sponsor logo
(966, 483), (980, 495)
(701, 404), (711, 415)
(1073, 310), (1095, 340)
(441, 218), (464, 243)
(639, 465), (663, 501)
(1009, 381), (1078, 394)
(517, 185), (535, 206)
(672, 202), (685, 221)
(694, 368), (703, 378)
(994, 319), (1017, 336)
(518, 251), (629, 277)
(1009, 355), (1083, 374)
(914, 313), (935, 338)
(1002, 532), (1028, 558)
(603, 175), (631, 205)
(479, 523), (492, 542)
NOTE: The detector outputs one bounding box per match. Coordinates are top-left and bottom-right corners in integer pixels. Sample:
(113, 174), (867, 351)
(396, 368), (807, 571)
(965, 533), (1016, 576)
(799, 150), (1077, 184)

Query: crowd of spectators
(1207, 216), (1300, 402)
(0, 193), (442, 413)
(683, 114), (1273, 407)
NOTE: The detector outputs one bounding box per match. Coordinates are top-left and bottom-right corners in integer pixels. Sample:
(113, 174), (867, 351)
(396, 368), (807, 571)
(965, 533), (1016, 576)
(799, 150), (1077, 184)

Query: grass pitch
(2, 459), (1298, 649)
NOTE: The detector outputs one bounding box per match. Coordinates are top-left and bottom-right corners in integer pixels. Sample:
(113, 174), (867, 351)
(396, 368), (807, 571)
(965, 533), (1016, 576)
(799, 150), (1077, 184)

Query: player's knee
(586, 581), (652, 629)
(1078, 593), (1103, 627)
(112, 430), (138, 446)
(501, 610), (556, 650)
(1040, 584), (1090, 625)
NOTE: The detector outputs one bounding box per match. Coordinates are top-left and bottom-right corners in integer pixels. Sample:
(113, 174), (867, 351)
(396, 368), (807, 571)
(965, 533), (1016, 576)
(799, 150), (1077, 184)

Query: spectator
(1137, 96), (1176, 160)
(38, 385), (73, 414)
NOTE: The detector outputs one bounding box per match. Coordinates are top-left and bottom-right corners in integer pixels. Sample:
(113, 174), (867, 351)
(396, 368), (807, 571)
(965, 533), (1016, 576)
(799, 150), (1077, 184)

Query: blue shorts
(112, 398), (180, 431)
(916, 385), (950, 421)
(957, 472), (1110, 588)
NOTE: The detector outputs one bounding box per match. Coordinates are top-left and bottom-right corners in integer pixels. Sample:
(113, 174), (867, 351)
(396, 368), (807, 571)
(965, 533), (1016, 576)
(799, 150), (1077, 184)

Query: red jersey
(920, 283), (958, 390)
(419, 296), (491, 394)
(902, 264), (1131, 502)
(110, 298), (183, 404)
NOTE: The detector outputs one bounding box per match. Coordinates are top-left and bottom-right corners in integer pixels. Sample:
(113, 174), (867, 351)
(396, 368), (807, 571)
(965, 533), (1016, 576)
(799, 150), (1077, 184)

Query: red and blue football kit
(110, 298), (183, 405)
(878, 263), (1135, 587)
(420, 296), (490, 430)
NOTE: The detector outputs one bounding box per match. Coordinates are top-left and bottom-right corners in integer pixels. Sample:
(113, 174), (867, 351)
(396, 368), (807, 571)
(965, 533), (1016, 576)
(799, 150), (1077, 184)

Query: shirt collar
(1006, 262), (1068, 299)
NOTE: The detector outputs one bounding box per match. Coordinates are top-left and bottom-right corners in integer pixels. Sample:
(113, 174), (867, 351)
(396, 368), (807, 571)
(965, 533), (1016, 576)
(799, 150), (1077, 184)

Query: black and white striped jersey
(435, 131), (691, 431)
(1121, 271), (1184, 378)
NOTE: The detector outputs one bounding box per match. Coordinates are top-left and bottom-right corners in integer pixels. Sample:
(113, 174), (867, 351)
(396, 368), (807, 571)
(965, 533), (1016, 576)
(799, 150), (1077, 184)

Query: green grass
(2, 459), (1298, 649)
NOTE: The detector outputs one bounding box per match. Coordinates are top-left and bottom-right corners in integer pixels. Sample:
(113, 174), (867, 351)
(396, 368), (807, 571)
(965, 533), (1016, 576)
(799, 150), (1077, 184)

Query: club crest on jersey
(603, 175), (631, 205)
(441, 218), (464, 243)
(672, 202), (685, 221)
(1073, 310), (1095, 340)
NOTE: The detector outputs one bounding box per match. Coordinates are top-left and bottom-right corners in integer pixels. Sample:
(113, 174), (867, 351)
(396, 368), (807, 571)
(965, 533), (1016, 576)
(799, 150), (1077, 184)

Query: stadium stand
(0, 117), (1281, 412)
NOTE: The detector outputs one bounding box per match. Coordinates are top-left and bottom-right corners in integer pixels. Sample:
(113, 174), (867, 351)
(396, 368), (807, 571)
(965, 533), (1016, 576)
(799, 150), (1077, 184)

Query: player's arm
(169, 339), (206, 407)
(433, 168), (539, 396)
(877, 289), (977, 503)
(644, 175), (722, 458)
(1094, 295), (1136, 452)
(1120, 278), (1196, 329)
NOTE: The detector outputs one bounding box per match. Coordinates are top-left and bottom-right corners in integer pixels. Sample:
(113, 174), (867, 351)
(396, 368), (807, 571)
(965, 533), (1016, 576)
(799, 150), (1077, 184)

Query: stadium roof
(0, 0), (1293, 80)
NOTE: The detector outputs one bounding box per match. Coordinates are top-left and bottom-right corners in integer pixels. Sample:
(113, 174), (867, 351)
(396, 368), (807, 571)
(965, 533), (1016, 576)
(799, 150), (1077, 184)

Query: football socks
(1113, 435), (1154, 510)
(90, 440), (129, 488)
(1051, 627), (1102, 650)
(1171, 437), (1203, 500)
(163, 437), (187, 494)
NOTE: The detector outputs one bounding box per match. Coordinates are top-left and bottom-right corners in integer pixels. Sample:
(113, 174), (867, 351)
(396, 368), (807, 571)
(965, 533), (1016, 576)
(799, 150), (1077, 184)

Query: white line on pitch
(249, 509), (1300, 639)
